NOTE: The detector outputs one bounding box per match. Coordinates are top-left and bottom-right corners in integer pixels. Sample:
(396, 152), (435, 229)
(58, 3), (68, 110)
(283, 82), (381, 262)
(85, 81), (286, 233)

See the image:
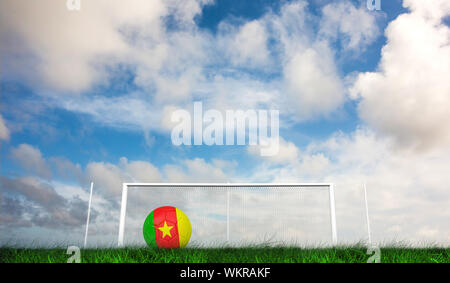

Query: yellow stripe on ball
(176, 208), (192, 248)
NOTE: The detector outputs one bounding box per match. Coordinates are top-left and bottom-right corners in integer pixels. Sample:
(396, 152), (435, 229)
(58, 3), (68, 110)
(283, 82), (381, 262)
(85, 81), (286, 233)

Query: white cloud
(85, 158), (162, 198)
(119, 157), (163, 183)
(48, 157), (84, 183)
(85, 157), (231, 197)
(270, 0), (380, 121)
(1, 0), (129, 92)
(296, 153), (330, 176)
(11, 144), (52, 179)
(0, 176), (97, 230)
(3, 0), (450, 246)
(319, 1), (380, 50)
(0, 0), (206, 93)
(350, 0), (450, 150)
(403, 0), (450, 23)
(0, 115), (9, 140)
(0, 0), (366, 134)
(219, 20), (270, 67)
(59, 94), (160, 131)
(267, 0), (310, 57)
(85, 161), (127, 198)
(152, 66), (203, 103)
(164, 158), (230, 182)
(248, 137), (300, 165)
(206, 75), (281, 112)
(248, 128), (450, 245)
(5, 132), (450, 245)
(247, 1), (356, 121)
(283, 44), (345, 120)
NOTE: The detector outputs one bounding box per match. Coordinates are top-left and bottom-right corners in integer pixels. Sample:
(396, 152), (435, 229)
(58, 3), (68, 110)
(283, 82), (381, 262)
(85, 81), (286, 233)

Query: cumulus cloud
(296, 153), (331, 176)
(0, 115), (9, 140)
(1, 0), (128, 92)
(248, 137), (300, 165)
(85, 161), (128, 198)
(219, 20), (270, 67)
(0, 194), (31, 228)
(59, 94), (160, 131)
(258, 1), (345, 121)
(4, 0), (450, 246)
(119, 157), (163, 183)
(0, 0), (208, 93)
(248, 128), (450, 244)
(4, 133), (450, 245)
(164, 158), (230, 182)
(85, 156), (232, 199)
(350, 0), (450, 150)
(0, 176), (97, 229)
(49, 157), (84, 183)
(1, 176), (64, 208)
(0, 0), (380, 135)
(283, 44), (345, 120)
(160, 105), (182, 131)
(250, 0), (377, 121)
(11, 144), (52, 179)
(319, 1), (380, 51)
(85, 158), (163, 198)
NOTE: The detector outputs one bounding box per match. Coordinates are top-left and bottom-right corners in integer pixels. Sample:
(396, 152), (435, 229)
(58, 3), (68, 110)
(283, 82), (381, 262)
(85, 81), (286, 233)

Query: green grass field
(1, 246), (449, 263)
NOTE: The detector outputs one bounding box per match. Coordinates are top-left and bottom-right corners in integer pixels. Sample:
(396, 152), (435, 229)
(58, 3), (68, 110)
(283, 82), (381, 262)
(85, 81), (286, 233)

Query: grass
(1, 245), (449, 263)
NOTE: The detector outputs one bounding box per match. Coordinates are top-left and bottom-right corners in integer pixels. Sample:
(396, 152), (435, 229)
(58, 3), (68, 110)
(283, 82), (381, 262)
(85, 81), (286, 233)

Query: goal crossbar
(118, 183), (337, 246)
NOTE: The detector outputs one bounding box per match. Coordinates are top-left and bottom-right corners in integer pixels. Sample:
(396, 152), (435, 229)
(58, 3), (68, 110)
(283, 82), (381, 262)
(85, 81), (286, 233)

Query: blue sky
(1, 0), (450, 247)
(0, 0), (393, 171)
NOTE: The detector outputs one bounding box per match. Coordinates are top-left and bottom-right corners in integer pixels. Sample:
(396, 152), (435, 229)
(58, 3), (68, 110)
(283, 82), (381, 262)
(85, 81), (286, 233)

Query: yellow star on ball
(158, 221), (174, 238)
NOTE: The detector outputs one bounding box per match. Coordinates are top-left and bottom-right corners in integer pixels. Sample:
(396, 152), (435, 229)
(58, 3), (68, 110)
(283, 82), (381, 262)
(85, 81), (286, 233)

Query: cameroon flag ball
(143, 206), (192, 248)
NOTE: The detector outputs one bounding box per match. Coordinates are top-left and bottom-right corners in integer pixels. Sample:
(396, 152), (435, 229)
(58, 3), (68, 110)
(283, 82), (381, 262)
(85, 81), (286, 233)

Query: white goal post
(117, 183), (337, 247)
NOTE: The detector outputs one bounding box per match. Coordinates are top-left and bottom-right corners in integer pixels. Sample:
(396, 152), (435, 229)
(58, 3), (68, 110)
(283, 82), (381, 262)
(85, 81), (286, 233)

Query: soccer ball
(142, 206), (191, 248)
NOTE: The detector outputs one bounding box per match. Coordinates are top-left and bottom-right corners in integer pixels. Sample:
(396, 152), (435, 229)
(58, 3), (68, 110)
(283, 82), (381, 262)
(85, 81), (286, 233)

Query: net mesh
(123, 185), (332, 247)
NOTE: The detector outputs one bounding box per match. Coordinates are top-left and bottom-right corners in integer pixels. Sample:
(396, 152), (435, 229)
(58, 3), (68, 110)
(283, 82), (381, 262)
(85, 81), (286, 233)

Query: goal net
(118, 183), (337, 247)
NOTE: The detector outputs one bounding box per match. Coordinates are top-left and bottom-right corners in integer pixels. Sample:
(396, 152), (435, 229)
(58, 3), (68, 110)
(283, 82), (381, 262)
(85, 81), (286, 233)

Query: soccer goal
(118, 183), (337, 247)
